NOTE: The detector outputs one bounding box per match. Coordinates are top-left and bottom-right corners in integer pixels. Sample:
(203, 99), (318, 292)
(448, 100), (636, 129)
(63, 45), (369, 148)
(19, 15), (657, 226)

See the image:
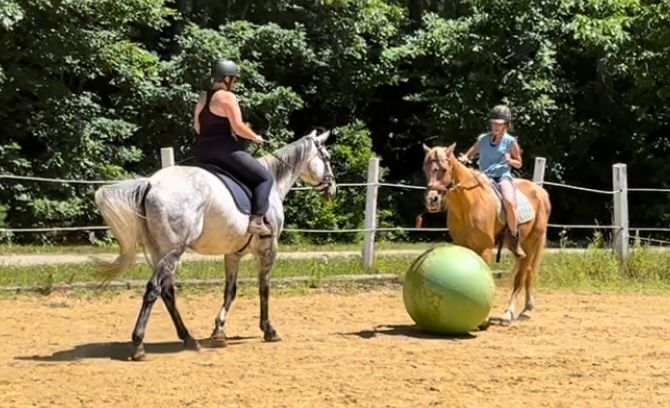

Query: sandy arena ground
(0, 286), (669, 407)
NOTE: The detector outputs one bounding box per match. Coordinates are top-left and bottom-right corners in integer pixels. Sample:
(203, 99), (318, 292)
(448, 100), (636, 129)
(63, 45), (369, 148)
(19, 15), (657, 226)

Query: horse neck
(445, 156), (487, 214)
(260, 139), (314, 200)
(450, 156), (472, 184)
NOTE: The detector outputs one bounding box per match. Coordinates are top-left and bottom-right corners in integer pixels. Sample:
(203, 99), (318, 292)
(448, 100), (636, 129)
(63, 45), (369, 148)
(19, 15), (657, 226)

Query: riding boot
(248, 215), (272, 236)
(509, 230), (526, 258)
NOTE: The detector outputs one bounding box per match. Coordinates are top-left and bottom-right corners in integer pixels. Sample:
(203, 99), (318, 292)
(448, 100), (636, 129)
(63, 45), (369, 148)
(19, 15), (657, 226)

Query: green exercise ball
(403, 245), (495, 334)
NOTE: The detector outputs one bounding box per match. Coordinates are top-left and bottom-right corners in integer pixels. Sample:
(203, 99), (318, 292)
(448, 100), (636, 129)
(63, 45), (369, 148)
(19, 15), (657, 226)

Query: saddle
(197, 163), (253, 215)
(488, 179), (535, 225)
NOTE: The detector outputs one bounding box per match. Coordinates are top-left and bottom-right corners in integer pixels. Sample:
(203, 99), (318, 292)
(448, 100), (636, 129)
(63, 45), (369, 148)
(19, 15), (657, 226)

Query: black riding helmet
(489, 104), (512, 124)
(212, 59), (240, 81)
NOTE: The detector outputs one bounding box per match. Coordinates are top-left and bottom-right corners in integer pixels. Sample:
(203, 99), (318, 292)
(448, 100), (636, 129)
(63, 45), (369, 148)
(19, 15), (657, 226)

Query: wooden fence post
(362, 157), (380, 267)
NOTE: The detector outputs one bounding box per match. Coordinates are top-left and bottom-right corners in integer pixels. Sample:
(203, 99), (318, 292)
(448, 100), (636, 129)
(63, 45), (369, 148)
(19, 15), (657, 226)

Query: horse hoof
(184, 337), (201, 351)
(488, 317), (512, 327)
(477, 320), (491, 331)
(518, 312), (531, 321)
(210, 336), (227, 348)
(263, 331), (281, 342)
(131, 345), (146, 361)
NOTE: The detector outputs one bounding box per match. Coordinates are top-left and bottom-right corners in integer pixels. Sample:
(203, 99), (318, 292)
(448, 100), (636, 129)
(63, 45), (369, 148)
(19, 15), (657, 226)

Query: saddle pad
(197, 163), (252, 215)
(490, 180), (535, 225)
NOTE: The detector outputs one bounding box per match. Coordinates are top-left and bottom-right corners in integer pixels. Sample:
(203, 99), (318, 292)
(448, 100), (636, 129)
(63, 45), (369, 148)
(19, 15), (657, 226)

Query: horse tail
(94, 178), (152, 282)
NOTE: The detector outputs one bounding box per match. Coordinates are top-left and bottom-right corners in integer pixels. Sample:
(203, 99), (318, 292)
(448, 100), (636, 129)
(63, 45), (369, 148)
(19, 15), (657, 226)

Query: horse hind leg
(487, 256), (530, 326)
(521, 234), (545, 317)
(131, 248), (197, 361)
(159, 254), (199, 351)
(210, 254), (241, 347)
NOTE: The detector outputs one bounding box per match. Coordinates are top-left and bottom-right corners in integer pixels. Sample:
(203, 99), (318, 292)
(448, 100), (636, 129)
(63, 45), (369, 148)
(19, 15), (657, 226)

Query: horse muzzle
(316, 180), (336, 200)
(424, 188), (444, 213)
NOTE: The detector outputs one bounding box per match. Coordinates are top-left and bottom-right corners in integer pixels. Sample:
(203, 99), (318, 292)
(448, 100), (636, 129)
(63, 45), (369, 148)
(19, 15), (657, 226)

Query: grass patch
(0, 255), (418, 290)
(535, 232), (670, 292)
(1, 234), (668, 294)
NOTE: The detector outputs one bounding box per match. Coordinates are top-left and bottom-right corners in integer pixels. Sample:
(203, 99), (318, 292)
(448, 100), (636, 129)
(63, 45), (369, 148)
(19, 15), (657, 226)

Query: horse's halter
(311, 137), (334, 192)
(260, 136), (334, 191)
(425, 154), (483, 193)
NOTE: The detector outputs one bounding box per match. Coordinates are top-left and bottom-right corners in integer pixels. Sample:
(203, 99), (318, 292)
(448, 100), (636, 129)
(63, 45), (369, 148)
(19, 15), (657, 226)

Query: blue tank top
(477, 132), (517, 179)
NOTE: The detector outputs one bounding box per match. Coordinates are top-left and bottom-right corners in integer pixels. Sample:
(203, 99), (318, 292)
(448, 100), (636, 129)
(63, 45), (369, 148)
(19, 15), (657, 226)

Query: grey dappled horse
(94, 130), (335, 360)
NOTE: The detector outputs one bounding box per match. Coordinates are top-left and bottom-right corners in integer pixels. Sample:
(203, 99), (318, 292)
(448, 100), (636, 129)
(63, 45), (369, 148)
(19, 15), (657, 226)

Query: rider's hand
(504, 153), (512, 163)
(252, 134), (264, 145)
(458, 154), (471, 164)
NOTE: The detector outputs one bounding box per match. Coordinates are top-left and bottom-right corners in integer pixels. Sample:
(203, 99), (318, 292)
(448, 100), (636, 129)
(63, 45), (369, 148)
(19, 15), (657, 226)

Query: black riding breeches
(210, 150), (273, 215)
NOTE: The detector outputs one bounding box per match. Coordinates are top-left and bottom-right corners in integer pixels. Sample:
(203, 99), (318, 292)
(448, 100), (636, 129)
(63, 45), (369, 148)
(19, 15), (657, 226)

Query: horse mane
(260, 136), (313, 181)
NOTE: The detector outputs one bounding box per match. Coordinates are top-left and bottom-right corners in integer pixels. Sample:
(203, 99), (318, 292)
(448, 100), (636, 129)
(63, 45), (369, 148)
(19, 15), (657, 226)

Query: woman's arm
(214, 91), (262, 143)
(192, 93), (206, 135)
(506, 141), (523, 169)
(459, 139), (480, 163)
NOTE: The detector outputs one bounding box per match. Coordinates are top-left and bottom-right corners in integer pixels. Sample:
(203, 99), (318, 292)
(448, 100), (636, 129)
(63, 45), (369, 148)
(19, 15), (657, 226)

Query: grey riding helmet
(212, 59), (240, 81)
(489, 104), (512, 124)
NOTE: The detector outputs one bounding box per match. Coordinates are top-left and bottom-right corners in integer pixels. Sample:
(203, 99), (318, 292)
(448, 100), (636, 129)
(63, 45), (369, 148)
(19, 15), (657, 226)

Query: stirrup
(248, 216), (272, 236)
(509, 231), (526, 258)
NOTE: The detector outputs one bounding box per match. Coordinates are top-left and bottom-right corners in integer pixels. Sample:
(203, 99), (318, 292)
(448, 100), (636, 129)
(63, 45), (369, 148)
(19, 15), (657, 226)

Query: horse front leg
(258, 244), (280, 342)
(210, 254), (241, 347)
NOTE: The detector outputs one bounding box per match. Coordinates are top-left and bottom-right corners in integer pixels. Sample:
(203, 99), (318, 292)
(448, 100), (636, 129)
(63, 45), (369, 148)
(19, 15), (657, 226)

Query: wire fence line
(0, 174), (121, 185)
(631, 236), (670, 246)
(628, 187), (670, 193)
(2, 172), (666, 194)
(540, 181), (620, 195)
(0, 174), (426, 192)
(3, 224), (670, 235)
(0, 171), (668, 241)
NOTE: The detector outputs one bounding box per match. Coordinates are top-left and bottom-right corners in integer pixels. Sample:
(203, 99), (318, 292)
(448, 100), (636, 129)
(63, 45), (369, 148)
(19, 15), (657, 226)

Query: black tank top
(197, 89), (244, 162)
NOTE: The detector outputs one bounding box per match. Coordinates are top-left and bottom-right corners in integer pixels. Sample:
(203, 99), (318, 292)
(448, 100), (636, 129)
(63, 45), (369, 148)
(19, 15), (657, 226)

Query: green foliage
(0, 0), (669, 245)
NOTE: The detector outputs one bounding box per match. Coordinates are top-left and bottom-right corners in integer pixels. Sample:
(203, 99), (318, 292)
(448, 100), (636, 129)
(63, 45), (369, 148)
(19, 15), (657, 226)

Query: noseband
(312, 138), (334, 191)
(426, 158), (483, 192)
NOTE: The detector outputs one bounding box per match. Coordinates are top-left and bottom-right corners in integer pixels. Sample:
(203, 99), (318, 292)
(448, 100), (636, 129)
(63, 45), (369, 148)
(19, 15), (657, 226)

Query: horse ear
(446, 143), (457, 156)
(316, 130), (331, 143)
(422, 143), (431, 154)
(306, 129), (318, 139)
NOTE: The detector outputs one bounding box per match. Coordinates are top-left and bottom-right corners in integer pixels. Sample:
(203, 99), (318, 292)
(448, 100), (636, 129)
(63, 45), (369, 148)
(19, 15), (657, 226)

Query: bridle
(311, 137), (334, 192)
(259, 135), (334, 192)
(425, 157), (484, 193)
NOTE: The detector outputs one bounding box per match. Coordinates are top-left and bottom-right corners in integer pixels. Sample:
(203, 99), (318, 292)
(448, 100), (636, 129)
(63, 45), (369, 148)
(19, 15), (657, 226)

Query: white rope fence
(540, 181), (620, 195)
(1, 150), (668, 264)
(0, 174), (121, 185)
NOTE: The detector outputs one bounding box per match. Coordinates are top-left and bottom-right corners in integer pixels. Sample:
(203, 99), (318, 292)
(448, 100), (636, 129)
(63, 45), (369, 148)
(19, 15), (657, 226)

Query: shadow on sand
(341, 324), (478, 341)
(15, 335), (257, 362)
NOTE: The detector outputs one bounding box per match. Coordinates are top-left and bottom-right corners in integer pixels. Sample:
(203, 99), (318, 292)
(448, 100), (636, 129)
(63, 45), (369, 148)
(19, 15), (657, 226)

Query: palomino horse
(94, 130), (336, 360)
(422, 143), (551, 326)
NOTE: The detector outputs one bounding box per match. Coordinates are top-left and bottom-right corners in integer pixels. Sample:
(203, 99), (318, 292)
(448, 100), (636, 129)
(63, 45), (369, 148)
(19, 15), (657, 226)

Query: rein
(258, 137), (334, 190)
(426, 159), (484, 192)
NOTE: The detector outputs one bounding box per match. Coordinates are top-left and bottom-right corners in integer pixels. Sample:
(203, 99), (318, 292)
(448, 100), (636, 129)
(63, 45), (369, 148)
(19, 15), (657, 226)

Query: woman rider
(193, 59), (273, 236)
(459, 104), (525, 258)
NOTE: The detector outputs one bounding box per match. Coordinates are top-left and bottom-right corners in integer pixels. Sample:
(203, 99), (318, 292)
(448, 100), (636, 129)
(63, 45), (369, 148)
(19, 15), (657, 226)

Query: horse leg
(521, 234), (545, 317)
(210, 254), (241, 347)
(486, 256), (527, 326)
(160, 270), (199, 352)
(476, 247), (495, 331)
(481, 248), (494, 265)
(130, 249), (187, 360)
(131, 278), (159, 361)
(258, 245), (280, 342)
